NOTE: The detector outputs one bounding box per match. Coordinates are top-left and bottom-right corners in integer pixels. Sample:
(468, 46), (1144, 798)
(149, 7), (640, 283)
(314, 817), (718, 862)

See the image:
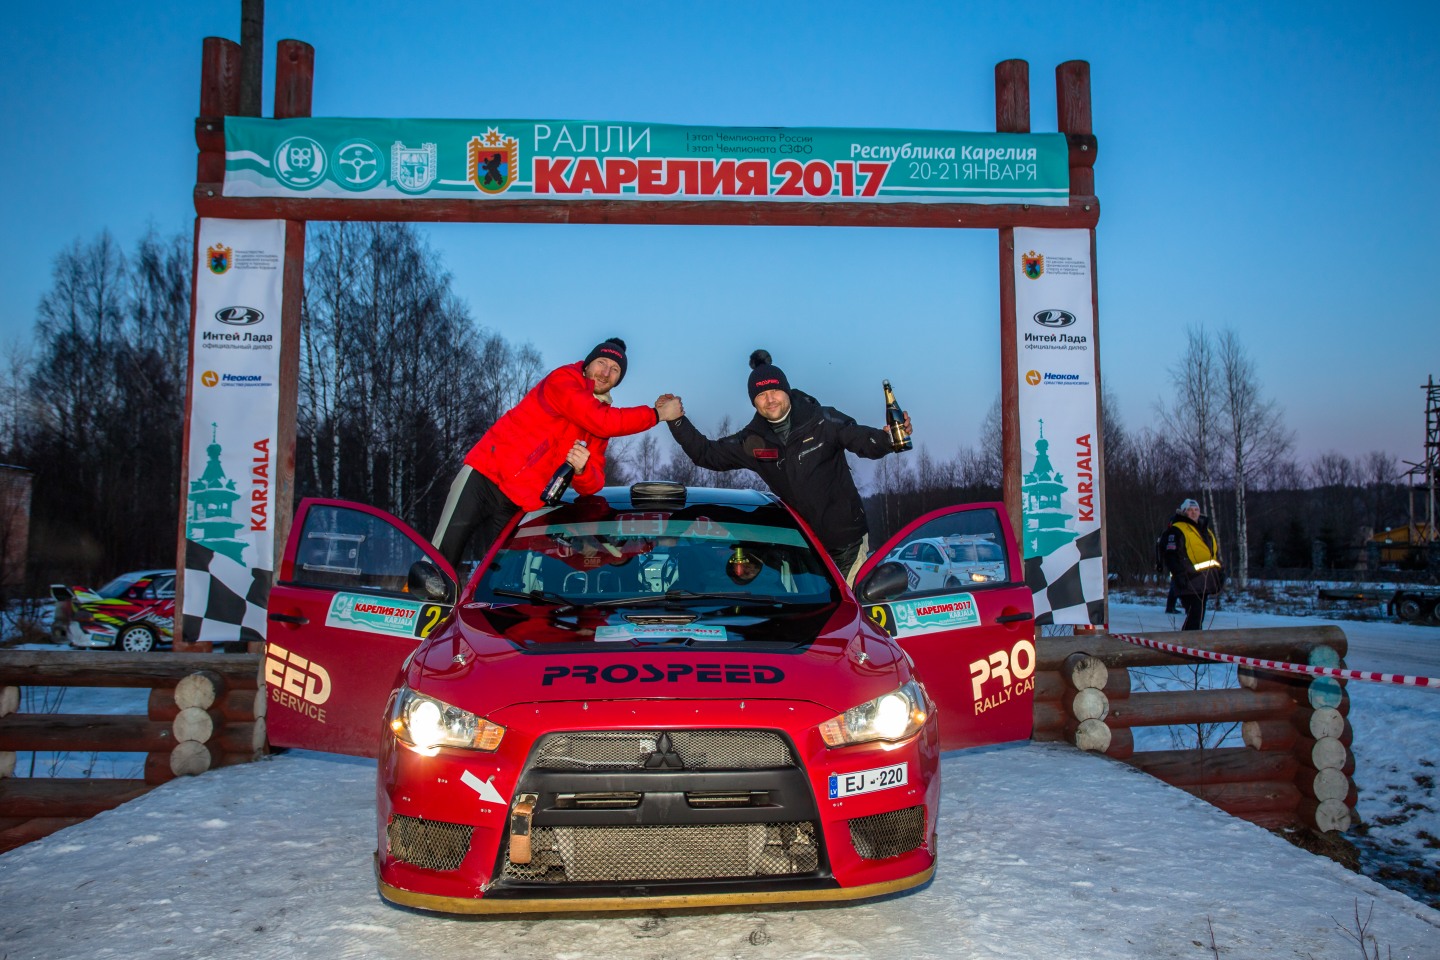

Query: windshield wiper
(491, 588), (578, 613)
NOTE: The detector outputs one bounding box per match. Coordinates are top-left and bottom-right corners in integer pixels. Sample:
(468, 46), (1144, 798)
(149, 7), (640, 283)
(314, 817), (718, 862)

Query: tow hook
(509, 793), (538, 864)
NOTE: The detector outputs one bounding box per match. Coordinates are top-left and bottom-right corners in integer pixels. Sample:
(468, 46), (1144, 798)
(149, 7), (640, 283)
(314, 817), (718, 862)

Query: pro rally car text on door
(266, 482), (1034, 914)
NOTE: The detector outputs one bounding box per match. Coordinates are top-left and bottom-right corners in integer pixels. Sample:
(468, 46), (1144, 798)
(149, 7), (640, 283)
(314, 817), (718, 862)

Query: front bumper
(67, 621), (116, 649)
(374, 698), (940, 913)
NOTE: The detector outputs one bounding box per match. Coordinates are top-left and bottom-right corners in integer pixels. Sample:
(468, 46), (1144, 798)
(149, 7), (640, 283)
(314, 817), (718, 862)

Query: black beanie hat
(747, 349), (790, 402)
(583, 337), (628, 384)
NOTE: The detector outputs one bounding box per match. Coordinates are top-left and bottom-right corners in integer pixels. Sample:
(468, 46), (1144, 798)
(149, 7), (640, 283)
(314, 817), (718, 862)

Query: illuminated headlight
(389, 688), (504, 752)
(819, 680), (930, 747)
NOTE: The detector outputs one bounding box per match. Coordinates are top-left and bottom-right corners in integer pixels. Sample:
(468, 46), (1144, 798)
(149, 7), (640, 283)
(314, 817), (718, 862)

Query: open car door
(855, 502), (1035, 751)
(266, 498), (457, 757)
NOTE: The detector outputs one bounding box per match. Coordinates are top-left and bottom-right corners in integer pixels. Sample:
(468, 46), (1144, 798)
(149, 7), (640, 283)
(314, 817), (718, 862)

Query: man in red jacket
(432, 337), (680, 569)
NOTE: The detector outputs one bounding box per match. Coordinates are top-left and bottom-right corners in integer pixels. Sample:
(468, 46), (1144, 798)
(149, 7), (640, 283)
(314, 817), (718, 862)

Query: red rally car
(266, 483), (1035, 914)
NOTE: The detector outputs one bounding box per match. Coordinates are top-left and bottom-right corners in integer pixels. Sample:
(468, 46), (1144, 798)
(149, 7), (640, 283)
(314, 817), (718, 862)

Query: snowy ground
(2, 745), (1439, 959)
(2, 598), (1439, 958)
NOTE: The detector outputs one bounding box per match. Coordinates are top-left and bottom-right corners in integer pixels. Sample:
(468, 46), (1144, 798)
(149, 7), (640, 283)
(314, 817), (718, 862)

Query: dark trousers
(1165, 576), (1180, 613)
(431, 466), (520, 572)
(1179, 593), (1207, 631)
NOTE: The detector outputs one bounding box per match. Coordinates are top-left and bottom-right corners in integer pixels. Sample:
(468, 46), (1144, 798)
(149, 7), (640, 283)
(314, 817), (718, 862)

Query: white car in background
(883, 535), (1008, 592)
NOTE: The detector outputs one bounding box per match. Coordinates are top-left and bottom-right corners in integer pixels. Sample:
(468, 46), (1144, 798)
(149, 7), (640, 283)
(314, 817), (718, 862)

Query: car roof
(590, 484), (779, 510)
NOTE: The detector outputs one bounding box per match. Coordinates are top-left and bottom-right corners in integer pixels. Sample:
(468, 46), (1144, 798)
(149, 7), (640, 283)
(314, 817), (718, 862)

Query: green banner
(224, 118), (1069, 205)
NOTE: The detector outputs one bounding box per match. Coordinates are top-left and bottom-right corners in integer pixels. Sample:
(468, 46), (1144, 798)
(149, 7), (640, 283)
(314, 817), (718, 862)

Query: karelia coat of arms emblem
(207, 244), (233, 275)
(1021, 250), (1045, 280)
(468, 127), (519, 194)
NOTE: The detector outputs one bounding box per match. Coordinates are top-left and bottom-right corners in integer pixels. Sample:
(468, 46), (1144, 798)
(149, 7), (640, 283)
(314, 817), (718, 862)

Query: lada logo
(1032, 309), (1075, 328)
(215, 306), (264, 326)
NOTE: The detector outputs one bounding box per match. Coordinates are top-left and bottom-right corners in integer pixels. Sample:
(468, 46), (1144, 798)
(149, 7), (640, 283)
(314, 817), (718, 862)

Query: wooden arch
(179, 38), (1103, 644)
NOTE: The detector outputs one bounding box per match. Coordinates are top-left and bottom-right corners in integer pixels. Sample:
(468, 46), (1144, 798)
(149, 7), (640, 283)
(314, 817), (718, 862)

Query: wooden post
(996, 60), (1028, 538)
(239, 0), (265, 117)
(268, 40), (313, 656)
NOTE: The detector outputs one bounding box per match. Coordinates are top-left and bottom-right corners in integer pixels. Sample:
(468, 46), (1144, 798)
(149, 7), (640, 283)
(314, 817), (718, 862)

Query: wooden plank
(1174, 779), (1301, 815)
(0, 816), (89, 854)
(0, 714), (174, 752)
(193, 190), (1104, 230)
(0, 652), (261, 688)
(1037, 627), (1348, 670)
(0, 779), (153, 818)
(1105, 689), (1293, 728)
(1124, 747), (1298, 787)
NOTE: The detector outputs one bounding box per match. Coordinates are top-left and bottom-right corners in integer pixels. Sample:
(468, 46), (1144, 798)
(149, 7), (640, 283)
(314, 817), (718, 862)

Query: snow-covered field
(2, 597), (1438, 958)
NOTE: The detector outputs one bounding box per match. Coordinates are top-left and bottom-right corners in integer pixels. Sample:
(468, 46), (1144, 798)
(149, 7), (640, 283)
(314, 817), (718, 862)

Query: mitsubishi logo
(643, 733), (686, 769)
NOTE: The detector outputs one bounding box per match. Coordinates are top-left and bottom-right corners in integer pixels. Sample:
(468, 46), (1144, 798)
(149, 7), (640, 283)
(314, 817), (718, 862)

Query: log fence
(0, 651), (265, 853)
(1033, 627), (1357, 834)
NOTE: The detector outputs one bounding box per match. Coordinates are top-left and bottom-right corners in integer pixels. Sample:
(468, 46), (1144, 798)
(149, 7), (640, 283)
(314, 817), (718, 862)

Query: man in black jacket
(1161, 497), (1224, 630)
(665, 350), (910, 585)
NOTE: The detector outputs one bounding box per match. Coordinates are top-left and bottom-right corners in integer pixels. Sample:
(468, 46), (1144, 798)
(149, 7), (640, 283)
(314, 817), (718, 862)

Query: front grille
(532, 730), (793, 770)
(849, 805), (926, 860)
(504, 822), (819, 883)
(387, 815), (474, 871)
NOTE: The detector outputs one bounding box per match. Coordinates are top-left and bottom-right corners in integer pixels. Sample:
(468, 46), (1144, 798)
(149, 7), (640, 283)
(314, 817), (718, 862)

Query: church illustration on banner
(1021, 419), (1078, 558)
(186, 423), (250, 564)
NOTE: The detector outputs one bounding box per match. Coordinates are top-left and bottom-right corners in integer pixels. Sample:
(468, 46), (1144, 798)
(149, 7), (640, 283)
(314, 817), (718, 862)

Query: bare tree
(1160, 327), (1220, 519)
(1216, 329), (1293, 587)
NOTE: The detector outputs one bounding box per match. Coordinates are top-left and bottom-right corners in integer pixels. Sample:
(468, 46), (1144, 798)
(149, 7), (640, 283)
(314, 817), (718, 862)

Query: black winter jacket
(668, 391), (894, 558)
(1161, 513), (1224, 596)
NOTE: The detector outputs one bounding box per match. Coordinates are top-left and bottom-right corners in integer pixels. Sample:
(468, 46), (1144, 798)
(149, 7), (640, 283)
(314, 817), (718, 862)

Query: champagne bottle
(541, 441), (587, 505)
(883, 380), (912, 452)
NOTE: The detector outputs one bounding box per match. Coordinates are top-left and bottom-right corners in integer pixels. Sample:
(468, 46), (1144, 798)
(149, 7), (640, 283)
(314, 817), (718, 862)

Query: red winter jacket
(465, 362), (658, 510)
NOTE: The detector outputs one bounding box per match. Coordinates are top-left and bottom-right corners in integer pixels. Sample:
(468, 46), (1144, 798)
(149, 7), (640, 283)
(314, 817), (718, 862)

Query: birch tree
(1217, 329), (1293, 587)
(1160, 327), (1220, 519)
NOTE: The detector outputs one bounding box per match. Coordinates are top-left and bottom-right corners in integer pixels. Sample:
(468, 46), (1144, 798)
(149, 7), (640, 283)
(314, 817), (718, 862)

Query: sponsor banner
(184, 218), (285, 643)
(224, 118), (1069, 206)
(1013, 227), (1104, 624)
(883, 592), (982, 636)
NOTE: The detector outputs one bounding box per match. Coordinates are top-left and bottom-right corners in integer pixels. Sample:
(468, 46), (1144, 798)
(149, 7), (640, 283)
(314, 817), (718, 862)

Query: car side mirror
(408, 560), (456, 604)
(50, 584), (74, 602)
(857, 561), (910, 604)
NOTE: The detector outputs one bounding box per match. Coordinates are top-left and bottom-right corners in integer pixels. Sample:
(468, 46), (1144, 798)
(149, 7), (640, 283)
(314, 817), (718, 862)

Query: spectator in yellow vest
(1161, 498), (1224, 630)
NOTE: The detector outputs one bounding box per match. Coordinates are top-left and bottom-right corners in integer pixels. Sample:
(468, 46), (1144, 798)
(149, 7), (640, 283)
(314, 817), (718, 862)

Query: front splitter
(375, 855), (933, 915)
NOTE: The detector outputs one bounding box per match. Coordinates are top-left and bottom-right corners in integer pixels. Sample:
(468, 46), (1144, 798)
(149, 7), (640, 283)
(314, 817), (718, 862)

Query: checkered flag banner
(183, 541), (271, 645)
(1025, 528), (1106, 626)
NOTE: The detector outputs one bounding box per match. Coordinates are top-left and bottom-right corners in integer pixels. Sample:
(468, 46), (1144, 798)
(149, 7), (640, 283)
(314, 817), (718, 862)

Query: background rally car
(51, 569), (176, 652)
(266, 483), (1035, 914)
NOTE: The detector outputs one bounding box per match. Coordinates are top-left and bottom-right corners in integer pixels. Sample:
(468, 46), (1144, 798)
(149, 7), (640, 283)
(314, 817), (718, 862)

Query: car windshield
(945, 540), (1004, 563)
(94, 572), (148, 599)
(473, 497), (839, 609)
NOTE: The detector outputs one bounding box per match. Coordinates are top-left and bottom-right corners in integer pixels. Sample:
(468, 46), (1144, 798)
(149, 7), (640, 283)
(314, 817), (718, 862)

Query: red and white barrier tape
(1108, 632), (1440, 689)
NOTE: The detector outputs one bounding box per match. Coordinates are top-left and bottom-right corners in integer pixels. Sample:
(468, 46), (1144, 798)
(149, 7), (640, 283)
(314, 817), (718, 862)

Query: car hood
(403, 600), (910, 717)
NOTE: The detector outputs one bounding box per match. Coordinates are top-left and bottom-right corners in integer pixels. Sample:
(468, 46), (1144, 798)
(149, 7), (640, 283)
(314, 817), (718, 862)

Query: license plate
(827, 762), (908, 799)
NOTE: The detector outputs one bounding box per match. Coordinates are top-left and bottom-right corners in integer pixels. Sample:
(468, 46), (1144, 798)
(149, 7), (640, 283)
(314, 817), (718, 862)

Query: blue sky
(2, 2), (1436, 472)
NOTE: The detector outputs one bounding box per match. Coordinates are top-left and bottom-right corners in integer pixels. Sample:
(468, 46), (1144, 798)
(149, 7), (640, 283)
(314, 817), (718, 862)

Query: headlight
(819, 680), (930, 747)
(389, 687), (504, 752)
